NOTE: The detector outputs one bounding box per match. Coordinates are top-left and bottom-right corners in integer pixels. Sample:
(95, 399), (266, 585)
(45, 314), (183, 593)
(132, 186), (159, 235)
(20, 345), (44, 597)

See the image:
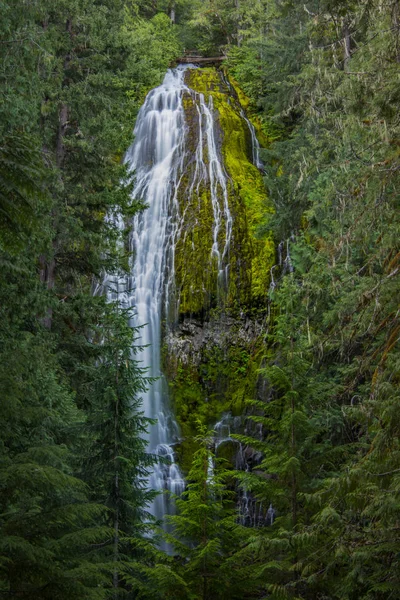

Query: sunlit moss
(184, 67), (275, 305)
(174, 90), (217, 314)
(225, 73), (271, 147)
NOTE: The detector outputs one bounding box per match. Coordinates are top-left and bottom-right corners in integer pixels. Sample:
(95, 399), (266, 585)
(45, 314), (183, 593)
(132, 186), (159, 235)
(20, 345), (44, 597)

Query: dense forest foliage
(0, 0), (399, 598)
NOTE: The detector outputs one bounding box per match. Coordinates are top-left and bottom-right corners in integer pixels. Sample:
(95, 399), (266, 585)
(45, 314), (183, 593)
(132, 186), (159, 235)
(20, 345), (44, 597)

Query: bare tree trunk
(169, 1), (176, 24)
(39, 252), (56, 329)
(39, 18), (72, 328)
(290, 337), (297, 525)
(56, 103), (69, 168)
(392, 0), (400, 62)
(113, 342), (120, 597)
(343, 19), (351, 71)
(235, 0), (242, 46)
(113, 472), (119, 596)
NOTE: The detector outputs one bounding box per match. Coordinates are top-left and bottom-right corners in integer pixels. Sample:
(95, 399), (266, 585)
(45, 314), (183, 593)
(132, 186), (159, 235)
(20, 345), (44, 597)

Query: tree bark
(235, 0), (243, 46)
(39, 18), (72, 328)
(290, 337), (297, 525)
(113, 340), (120, 597)
(56, 103), (69, 168)
(113, 472), (119, 596)
(343, 19), (351, 71)
(169, 1), (176, 24)
(392, 0), (400, 62)
(39, 252), (56, 329)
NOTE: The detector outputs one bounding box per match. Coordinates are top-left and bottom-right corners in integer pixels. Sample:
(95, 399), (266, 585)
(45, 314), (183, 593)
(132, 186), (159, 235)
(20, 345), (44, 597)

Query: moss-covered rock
(174, 67), (274, 315)
(164, 67), (274, 469)
(164, 312), (265, 471)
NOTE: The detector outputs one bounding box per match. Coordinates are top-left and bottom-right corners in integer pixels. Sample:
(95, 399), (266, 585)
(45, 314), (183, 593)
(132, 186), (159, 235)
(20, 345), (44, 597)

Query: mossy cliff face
(164, 67), (274, 468)
(172, 67), (274, 315)
(164, 313), (265, 472)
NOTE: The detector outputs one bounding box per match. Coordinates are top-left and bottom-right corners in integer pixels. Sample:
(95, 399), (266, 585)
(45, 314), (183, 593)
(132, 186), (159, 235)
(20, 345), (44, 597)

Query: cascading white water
(219, 68), (264, 172)
(121, 65), (237, 525)
(124, 67), (188, 523)
(199, 95), (232, 285)
(209, 412), (275, 528)
(239, 108), (264, 171)
(103, 64), (265, 533)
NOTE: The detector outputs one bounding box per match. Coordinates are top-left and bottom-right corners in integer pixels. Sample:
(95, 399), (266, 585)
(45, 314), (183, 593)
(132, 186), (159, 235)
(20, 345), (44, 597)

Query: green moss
(166, 67), (275, 470)
(168, 331), (264, 473)
(184, 67), (275, 305)
(217, 96), (274, 300)
(185, 67), (225, 100)
(172, 91), (216, 314)
(226, 74), (271, 147)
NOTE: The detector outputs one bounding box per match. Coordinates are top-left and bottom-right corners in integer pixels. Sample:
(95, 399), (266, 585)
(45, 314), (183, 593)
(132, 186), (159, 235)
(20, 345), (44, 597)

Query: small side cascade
(206, 454), (215, 485)
(210, 412), (275, 528)
(278, 238), (294, 275)
(184, 88), (233, 291)
(269, 236), (295, 295)
(214, 412), (240, 448)
(203, 94), (233, 285)
(239, 108), (264, 171)
(219, 69), (264, 172)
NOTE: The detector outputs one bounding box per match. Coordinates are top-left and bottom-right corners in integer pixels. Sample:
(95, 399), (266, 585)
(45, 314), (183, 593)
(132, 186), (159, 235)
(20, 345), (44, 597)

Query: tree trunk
(169, 1), (176, 24)
(290, 337), (297, 525)
(113, 472), (119, 596)
(56, 103), (69, 168)
(343, 19), (351, 71)
(39, 252), (56, 329)
(392, 0), (400, 62)
(113, 346), (120, 596)
(235, 0), (242, 46)
(39, 17), (72, 328)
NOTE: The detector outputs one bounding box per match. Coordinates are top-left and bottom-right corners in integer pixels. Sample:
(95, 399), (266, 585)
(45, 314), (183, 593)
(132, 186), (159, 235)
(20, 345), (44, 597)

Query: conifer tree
(164, 430), (254, 600)
(226, 1), (400, 597)
(81, 295), (158, 597)
(0, 1), (182, 596)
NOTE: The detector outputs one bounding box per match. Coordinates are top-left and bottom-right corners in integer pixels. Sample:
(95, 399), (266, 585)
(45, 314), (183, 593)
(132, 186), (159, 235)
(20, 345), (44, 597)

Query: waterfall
(209, 412), (275, 528)
(124, 67), (188, 524)
(102, 64), (266, 534)
(120, 65), (238, 526)
(199, 94), (232, 285)
(239, 108), (264, 171)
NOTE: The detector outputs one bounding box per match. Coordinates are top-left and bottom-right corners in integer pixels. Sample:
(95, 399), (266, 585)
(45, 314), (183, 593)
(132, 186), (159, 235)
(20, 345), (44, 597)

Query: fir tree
(82, 295), (158, 597)
(164, 429), (254, 600)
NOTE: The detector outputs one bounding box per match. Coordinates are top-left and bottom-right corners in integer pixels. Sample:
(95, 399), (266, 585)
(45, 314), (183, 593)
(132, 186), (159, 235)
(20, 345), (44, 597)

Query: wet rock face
(166, 314), (262, 368)
(164, 310), (266, 476)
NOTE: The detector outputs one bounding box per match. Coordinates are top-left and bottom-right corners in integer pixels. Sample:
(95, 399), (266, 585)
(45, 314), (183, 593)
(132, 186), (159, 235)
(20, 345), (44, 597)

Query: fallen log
(174, 56), (225, 65)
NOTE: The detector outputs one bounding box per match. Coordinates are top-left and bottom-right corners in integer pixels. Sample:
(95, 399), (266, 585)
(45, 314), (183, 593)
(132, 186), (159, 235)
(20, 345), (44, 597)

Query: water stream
(104, 65), (265, 530)
(123, 65), (237, 524)
(210, 412), (275, 527)
(124, 67), (190, 523)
